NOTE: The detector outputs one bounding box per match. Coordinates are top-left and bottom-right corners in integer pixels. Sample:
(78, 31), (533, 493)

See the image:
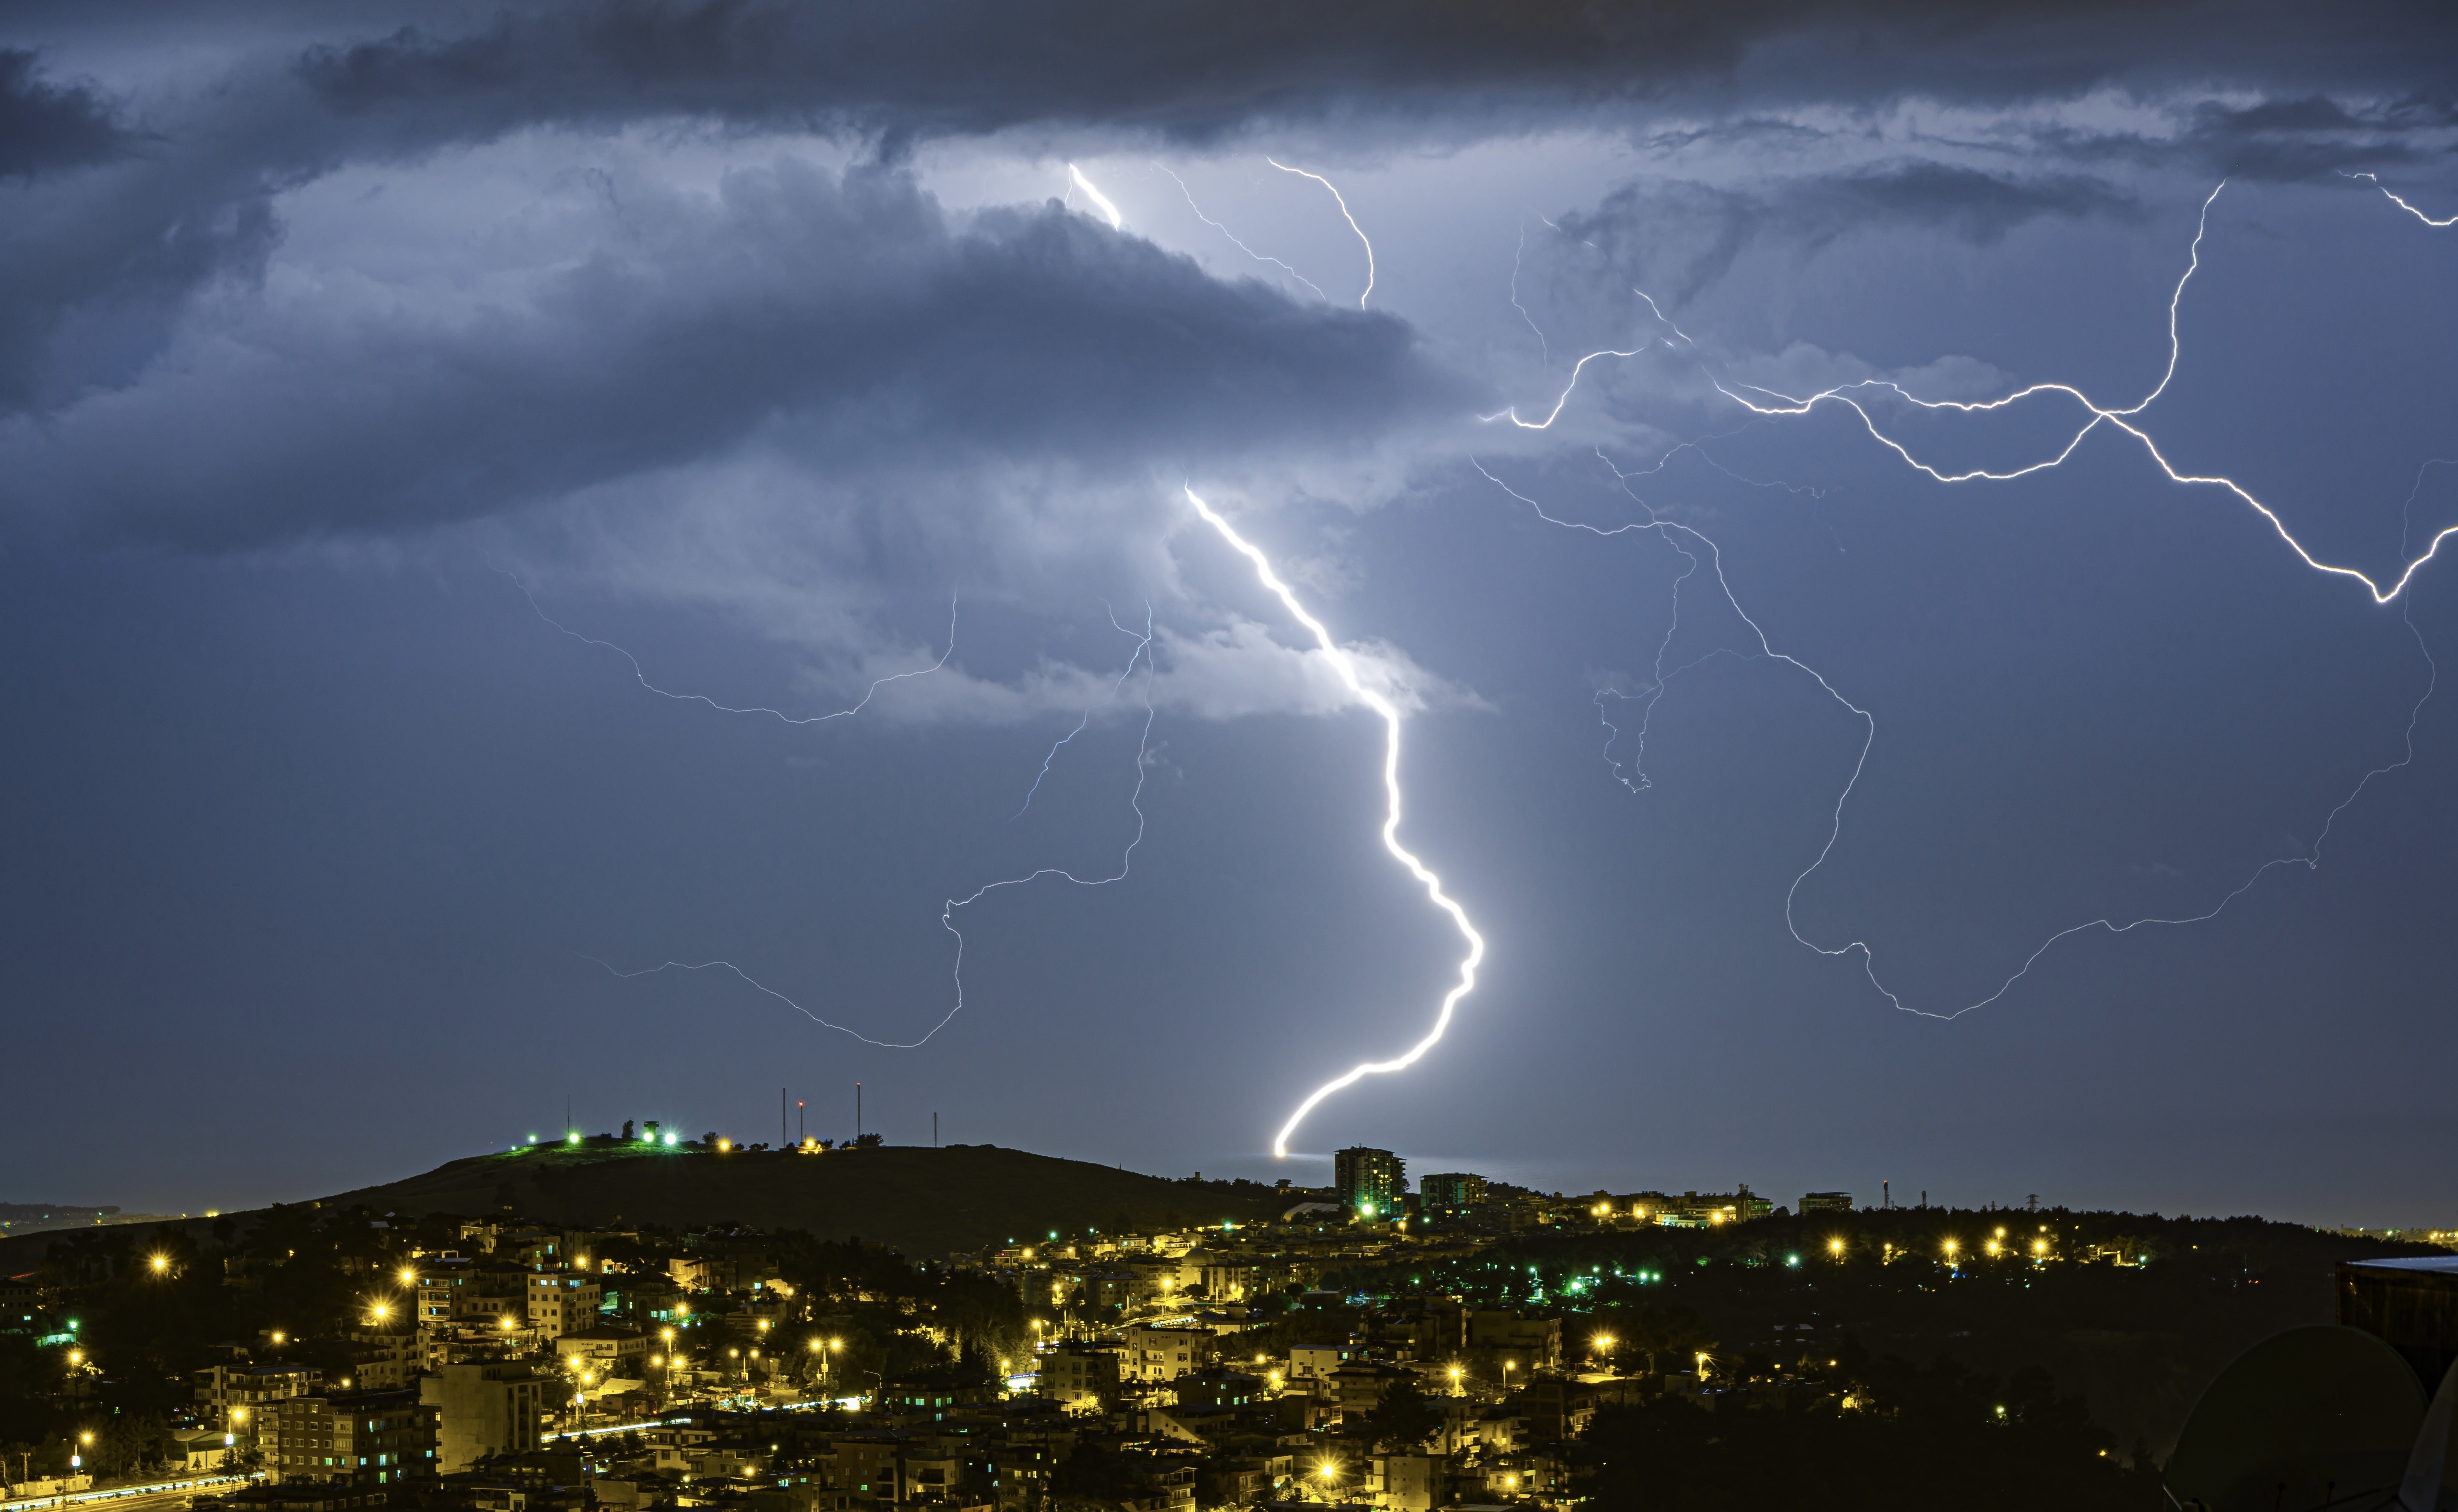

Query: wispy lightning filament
(508, 573), (957, 724)
(1012, 604), (1158, 820)
(589, 601), (1156, 1049)
(1267, 157), (1376, 309)
(1154, 163), (1328, 302)
(1183, 487), (1484, 1157)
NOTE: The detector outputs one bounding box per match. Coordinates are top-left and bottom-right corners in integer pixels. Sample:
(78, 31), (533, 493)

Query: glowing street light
(149, 1254), (170, 1274)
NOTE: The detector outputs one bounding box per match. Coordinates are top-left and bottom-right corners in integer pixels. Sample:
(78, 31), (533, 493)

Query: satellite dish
(2400, 1358), (2458, 1512)
(2167, 1325), (2425, 1512)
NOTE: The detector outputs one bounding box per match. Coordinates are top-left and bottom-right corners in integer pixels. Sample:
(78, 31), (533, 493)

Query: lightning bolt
(1266, 158), (1376, 309)
(1478, 177), (2451, 1019)
(1068, 163), (1124, 230)
(1182, 487), (1484, 1157)
(2345, 170), (2458, 229)
(1152, 163), (1329, 303)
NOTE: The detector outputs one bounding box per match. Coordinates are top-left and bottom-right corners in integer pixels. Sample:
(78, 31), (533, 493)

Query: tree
(1361, 1378), (1443, 1450)
(1049, 1440), (1145, 1511)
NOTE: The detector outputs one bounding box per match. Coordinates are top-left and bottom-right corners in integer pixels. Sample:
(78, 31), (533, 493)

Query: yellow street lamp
(150, 1254), (170, 1274)
(398, 1267), (416, 1287)
(1828, 1238), (1846, 1257)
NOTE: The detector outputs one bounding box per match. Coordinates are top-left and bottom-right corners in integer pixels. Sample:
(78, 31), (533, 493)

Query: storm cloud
(0, 160), (1474, 547)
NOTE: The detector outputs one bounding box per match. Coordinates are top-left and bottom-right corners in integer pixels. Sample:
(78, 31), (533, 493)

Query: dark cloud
(1555, 162), (2143, 310)
(0, 49), (127, 180)
(0, 162), (1477, 547)
(288, 0), (2454, 146)
(2033, 94), (2458, 183)
(3, 0), (2450, 422)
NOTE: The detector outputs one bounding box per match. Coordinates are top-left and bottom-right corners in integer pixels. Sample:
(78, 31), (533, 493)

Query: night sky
(4, 1), (2455, 1225)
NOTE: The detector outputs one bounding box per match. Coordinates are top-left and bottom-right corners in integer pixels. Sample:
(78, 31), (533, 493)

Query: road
(0, 1474), (253, 1512)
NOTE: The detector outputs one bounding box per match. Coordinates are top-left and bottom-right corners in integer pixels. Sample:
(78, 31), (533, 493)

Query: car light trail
(1183, 487), (1483, 1155)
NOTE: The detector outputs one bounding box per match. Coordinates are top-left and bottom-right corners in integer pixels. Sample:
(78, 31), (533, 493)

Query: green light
(568, 1134), (580, 1146)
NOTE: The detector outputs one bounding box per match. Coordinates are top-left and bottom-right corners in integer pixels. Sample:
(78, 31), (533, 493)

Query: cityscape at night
(5, 0), (2458, 1507)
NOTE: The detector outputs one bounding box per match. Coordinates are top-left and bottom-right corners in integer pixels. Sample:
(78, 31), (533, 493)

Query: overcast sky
(4, 0), (2456, 1226)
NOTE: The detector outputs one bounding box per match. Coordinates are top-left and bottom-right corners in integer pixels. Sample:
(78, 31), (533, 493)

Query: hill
(310, 1140), (1290, 1256)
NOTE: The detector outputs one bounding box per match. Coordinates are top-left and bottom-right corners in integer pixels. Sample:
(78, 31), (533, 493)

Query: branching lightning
(1182, 487), (1484, 1157)
(1266, 158), (1375, 309)
(556, 583), (1158, 1049)
(1012, 604), (1158, 820)
(508, 572), (958, 724)
(1481, 176), (2452, 1019)
(1499, 183), (2458, 606)
(1153, 163), (1329, 303)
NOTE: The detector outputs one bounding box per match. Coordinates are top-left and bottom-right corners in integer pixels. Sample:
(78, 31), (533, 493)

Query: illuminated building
(1334, 1147), (1406, 1219)
(1419, 1172), (1487, 1212)
(260, 1388), (436, 1485)
(1801, 1191), (1855, 1213)
(1035, 1343), (1123, 1406)
(524, 1272), (602, 1341)
(417, 1361), (544, 1473)
(1121, 1321), (1216, 1381)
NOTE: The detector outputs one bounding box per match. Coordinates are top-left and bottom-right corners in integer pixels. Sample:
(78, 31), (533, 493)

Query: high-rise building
(261, 1388), (436, 1485)
(1334, 1148), (1406, 1218)
(418, 1360), (544, 1473)
(1419, 1173), (1487, 1212)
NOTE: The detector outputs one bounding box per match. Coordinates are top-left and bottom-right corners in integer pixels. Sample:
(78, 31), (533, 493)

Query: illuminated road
(0, 1475), (251, 1512)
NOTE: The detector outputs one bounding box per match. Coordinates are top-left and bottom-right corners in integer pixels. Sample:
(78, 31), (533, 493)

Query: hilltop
(308, 1140), (1290, 1256)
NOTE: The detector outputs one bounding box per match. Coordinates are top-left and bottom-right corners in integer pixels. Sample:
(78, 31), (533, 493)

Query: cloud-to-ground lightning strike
(1266, 158), (1376, 309)
(1153, 163), (1329, 303)
(509, 573), (959, 724)
(1067, 163), (1125, 230)
(1182, 487), (1484, 1157)
(1012, 604), (1158, 819)
(1478, 177), (2451, 1020)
